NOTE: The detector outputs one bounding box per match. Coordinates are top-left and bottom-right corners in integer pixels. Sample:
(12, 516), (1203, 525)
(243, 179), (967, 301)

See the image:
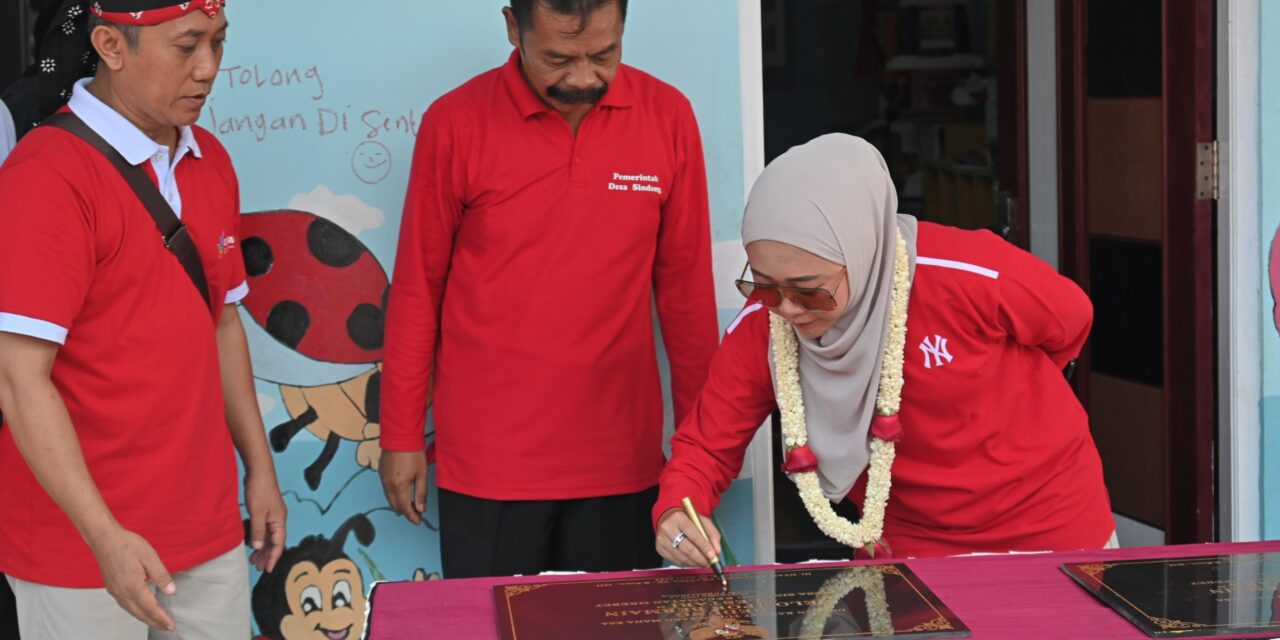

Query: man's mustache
(547, 82), (609, 105)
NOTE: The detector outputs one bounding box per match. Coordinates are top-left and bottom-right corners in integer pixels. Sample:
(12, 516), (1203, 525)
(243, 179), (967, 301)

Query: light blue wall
(1260, 0), (1280, 539)
(208, 1), (754, 632)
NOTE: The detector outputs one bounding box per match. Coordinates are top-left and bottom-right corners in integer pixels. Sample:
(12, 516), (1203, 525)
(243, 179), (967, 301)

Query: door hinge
(1197, 141), (1219, 201)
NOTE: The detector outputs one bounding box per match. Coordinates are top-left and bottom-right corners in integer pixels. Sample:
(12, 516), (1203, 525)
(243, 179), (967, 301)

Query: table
(365, 540), (1280, 639)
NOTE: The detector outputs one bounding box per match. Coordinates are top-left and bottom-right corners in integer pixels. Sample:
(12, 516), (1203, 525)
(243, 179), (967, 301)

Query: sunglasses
(735, 264), (847, 312)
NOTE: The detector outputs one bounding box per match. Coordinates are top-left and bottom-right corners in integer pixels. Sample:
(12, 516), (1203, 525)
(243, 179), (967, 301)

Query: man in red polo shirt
(379, 0), (719, 578)
(0, 1), (286, 637)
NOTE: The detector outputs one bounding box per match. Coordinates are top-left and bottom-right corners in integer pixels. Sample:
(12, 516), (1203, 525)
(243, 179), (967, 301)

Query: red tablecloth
(365, 541), (1280, 639)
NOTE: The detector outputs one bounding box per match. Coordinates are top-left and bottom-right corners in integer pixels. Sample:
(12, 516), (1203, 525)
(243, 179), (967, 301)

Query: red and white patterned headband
(90, 0), (225, 26)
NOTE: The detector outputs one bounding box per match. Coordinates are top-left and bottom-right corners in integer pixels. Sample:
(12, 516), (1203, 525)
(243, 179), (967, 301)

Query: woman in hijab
(655, 134), (1113, 564)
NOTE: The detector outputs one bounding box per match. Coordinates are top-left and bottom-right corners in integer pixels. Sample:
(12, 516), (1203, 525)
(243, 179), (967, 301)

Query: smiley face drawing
(350, 141), (392, 184)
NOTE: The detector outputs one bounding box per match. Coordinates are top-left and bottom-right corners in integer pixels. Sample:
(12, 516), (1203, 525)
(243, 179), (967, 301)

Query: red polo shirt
(0, 102), (246, 586)
(382, 50), (719, 500)
(656, 223), (1115, 557)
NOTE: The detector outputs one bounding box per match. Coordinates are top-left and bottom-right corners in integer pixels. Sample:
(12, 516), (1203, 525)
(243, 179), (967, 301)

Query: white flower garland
(771, 230), (911, 549)
(798, 566), (893, 639)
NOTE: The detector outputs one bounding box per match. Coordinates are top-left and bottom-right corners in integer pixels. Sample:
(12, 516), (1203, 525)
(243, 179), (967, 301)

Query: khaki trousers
(6, 546), (249, 640)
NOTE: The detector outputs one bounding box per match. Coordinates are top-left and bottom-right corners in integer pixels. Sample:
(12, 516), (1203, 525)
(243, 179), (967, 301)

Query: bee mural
(247, 509), (438, 640)
(239, 209), (389, 490)
(250, 513), (375, 640)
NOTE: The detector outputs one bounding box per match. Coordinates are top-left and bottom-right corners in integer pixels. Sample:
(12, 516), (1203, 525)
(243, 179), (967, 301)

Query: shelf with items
(875, 0), (998, 230)
(885, 54), (986, 72)
(922, 160), (997, 231)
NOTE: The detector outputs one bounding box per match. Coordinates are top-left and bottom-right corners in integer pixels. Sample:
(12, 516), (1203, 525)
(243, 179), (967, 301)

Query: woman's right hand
(655, 507), (722, 568)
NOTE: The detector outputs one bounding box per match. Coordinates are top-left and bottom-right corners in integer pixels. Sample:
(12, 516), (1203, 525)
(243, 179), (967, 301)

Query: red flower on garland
(782, 444), (819, 474)
(870, 414), (903, 442)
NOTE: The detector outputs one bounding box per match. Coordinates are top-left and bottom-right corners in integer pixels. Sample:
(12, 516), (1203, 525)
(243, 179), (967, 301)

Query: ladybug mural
(240, 210), (388, 490)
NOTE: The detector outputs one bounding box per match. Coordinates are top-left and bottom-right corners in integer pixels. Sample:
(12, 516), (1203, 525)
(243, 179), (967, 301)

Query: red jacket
(656, 223), (1114, 557)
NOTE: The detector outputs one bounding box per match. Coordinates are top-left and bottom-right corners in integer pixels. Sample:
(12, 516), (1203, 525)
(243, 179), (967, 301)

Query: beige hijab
(742, 134), (917, 501)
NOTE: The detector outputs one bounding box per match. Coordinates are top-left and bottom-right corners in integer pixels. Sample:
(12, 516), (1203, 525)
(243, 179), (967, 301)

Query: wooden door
(1056, 0), (1216, 544)
(996, 0), (1030, 248)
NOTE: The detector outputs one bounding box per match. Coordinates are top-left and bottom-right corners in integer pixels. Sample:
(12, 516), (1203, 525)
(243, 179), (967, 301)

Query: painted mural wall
(1262, 0), (1280, 541)
(207, 2), (756, 636)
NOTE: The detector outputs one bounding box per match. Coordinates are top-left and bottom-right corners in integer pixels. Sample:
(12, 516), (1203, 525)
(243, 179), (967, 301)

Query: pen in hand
(681, 496), (728, 587)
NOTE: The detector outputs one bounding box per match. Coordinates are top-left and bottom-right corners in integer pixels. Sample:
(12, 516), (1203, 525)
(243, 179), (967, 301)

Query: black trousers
(438, 485), (662, 579)
(0, 573), (17, 639)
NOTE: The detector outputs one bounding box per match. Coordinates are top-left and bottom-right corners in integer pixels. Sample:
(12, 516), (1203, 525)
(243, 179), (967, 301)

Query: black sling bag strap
(42, 112), (214, 313)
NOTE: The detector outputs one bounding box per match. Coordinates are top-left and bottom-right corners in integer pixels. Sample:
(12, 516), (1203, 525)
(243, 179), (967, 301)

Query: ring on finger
(672, 532), (687, 549)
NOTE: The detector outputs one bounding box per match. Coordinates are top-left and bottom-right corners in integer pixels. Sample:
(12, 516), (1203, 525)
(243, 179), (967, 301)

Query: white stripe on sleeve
(916, 256), (1000, 280)
(726, 302), (764, 334)
(224, 281), (250, 305)
(0, 313), (70, 344)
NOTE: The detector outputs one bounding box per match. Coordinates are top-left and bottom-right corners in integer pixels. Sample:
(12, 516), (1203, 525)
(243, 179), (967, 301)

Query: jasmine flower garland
(771, 230), (910, 550)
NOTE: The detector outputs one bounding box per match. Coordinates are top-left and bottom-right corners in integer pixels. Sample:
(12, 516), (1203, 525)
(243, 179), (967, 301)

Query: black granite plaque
(1062, 553), (1280, 638)
(494, 564), (969, 639)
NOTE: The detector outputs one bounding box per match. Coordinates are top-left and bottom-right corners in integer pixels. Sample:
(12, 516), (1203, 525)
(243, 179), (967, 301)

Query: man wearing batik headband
(0, 1), (287, 637)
